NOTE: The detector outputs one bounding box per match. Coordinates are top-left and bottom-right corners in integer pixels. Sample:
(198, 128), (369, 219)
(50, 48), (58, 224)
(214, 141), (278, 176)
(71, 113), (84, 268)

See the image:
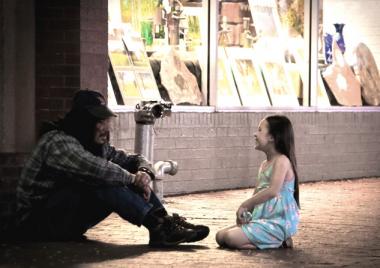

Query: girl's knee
(223, 231), (236, 247)
(223, 229), (254, 249)
(215, 230), (225, 246)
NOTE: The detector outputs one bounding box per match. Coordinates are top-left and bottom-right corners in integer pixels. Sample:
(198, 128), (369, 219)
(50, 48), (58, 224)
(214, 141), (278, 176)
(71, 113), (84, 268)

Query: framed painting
(107, 74), (118, 106)
(122, 36), (151, 67)
(248, 0), (283, 38)
(217, 47), (242, 107)
(135, 71), (162, 100)
(260, 60), (300, 107)
(285, 62), (302, 100)
(122, 36), (161, 102)
(108, 39), (143, 106)
(182, 6), (204, 51)
(225, 47), (271, 107)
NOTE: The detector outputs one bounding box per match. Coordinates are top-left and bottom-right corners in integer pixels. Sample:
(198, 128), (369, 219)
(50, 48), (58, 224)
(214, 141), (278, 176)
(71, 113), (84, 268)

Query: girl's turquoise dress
(242, 164), (299, 249)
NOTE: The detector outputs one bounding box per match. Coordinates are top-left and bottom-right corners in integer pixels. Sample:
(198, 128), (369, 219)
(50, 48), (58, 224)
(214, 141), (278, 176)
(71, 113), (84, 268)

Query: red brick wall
(35, 0), (81, 129)
(80, 0), (108, 93)
(35, 0), (108, 130)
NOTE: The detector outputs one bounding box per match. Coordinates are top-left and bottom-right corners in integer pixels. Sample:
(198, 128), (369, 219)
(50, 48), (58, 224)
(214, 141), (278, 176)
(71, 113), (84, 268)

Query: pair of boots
(143, 208), (209, 247)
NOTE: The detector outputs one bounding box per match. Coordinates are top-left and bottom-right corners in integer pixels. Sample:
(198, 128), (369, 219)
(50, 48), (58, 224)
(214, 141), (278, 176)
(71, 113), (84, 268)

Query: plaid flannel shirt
(16, 130), (153, 220)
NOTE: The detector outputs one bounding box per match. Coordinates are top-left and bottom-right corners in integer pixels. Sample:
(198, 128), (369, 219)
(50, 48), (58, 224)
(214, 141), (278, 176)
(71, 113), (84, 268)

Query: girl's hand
(236, 206), (250, 225)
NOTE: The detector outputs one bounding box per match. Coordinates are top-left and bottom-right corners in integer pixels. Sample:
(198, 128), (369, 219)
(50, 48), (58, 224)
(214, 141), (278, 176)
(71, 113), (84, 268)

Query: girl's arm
(238, 155), (290, 218)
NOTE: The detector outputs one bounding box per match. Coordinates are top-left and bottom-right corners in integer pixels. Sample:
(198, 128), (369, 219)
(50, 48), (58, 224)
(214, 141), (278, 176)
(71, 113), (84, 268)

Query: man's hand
(134, 171), (151, 188)
(134, 171), (152, 201)
(142, 184), (152, 201)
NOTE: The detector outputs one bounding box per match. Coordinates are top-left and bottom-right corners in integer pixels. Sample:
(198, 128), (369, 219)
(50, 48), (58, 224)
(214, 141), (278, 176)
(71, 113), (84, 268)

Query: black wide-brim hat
(85, 105), (117, 119)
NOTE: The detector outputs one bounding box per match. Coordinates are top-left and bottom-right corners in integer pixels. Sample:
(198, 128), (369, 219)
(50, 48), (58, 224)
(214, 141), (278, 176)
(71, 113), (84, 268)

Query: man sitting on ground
(13, 89), (209, 246)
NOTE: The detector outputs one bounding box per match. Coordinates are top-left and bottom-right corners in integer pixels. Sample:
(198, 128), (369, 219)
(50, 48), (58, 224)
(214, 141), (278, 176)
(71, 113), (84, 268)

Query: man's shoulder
(39, 130), (75, 144)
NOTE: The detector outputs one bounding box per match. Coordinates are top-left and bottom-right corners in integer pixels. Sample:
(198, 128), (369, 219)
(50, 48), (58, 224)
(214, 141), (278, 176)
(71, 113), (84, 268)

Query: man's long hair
(39, 90), (108, 157)
(58, 107), (104, 157)
(266, 115), (300, 208)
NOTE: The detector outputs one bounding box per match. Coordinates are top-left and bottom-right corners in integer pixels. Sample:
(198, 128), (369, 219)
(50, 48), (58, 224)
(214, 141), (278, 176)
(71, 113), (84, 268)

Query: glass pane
(320, 0), (380, 107)
(108, 0), (208, 107)
(217, 0), (305, 107)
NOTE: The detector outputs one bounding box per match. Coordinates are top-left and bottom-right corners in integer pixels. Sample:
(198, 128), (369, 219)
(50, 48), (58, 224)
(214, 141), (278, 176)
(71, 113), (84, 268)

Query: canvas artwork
(107, 74), (118, 106)
(323, 42), (362, 106)
(248, 0), (282, 38)
(122, 36), (161, 101)
(217, 47), (241, 107)
(225, 47), (270, 107)
(286, 63), (302, 99)
(123, 36), (151, 67)
(135, 72), (161, 100)
(351, 42), (380, 106)
(260, 61), (299, 107)
(108, 40), (142, 105)
(160, 48), (203, 105)
(182, 6), (204, 51)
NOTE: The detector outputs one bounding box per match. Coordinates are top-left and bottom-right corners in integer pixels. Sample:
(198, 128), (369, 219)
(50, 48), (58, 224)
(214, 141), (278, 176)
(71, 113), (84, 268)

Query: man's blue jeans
(21, 185), (164, 241)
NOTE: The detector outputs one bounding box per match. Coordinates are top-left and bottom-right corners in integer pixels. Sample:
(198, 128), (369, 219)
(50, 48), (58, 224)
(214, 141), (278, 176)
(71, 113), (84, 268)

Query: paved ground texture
(1, 178), (380, 268)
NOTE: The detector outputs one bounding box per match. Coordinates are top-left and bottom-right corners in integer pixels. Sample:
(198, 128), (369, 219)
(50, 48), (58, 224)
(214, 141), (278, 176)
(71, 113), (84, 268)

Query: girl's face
(254, 119), (273, 151)
(94, 118), (112, 144)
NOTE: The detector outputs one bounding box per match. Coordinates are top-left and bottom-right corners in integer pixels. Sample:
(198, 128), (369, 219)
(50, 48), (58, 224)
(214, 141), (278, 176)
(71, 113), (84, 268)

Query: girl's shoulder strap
(260, 159), (275, 174)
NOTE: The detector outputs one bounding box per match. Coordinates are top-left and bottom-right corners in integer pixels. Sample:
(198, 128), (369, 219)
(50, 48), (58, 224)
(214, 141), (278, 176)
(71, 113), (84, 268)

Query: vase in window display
(324, 33), (333, 64)
(333, 23), (346, 54)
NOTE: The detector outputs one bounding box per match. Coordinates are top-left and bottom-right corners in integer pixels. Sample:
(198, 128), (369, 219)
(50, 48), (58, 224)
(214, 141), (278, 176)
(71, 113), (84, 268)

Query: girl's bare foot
(281, 237), (293, 248)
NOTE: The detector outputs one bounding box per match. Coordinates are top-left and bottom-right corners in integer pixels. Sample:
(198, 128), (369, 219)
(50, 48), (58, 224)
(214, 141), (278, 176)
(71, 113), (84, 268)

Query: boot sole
(186, 229), (210, 242)
(149, 236), (190, 247)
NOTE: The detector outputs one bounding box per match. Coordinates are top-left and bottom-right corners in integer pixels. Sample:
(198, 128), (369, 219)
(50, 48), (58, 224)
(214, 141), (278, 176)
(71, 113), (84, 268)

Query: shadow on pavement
(238, 248), (336, 266)
(0, 239), (209, 267)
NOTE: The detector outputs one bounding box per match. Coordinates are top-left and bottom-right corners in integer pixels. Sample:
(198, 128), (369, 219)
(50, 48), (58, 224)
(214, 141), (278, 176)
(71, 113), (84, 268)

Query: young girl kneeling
(216, 115), (300, 250)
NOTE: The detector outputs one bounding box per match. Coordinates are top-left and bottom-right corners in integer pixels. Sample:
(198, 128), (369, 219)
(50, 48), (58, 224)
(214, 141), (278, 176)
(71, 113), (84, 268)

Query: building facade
(1, 0), (380, 217)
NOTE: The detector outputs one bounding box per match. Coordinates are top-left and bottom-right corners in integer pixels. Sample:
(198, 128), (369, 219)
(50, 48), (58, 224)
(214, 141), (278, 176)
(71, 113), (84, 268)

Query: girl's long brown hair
(266, 115), (300, 208)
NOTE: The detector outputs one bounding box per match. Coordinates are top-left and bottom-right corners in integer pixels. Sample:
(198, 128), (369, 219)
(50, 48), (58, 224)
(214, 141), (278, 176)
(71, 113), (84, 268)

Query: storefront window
(108, 0), (380, 109)
(319, 0), (380, 107)
(108, 0), (208, 107)
(216, 0), (306, 108)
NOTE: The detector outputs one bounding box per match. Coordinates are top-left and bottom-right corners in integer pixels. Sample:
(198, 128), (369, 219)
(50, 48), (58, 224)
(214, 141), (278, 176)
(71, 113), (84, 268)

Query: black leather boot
(143, 208), (196, 247)
(170, 213), (210, 242)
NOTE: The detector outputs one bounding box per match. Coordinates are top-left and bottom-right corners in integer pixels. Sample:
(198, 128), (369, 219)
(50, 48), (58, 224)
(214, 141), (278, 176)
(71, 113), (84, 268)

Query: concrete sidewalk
(1, 178), (379, 267)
